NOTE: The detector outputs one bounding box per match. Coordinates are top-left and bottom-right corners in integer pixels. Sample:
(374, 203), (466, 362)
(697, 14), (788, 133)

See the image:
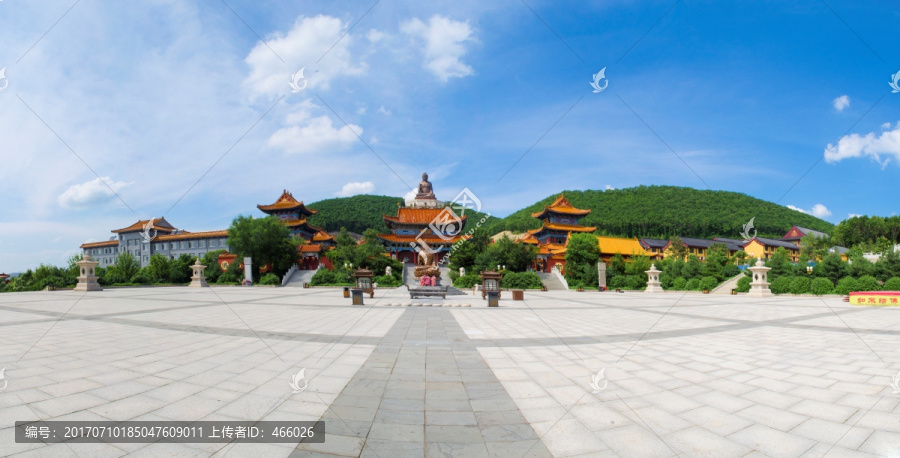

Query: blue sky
(0, 0), (898, 272)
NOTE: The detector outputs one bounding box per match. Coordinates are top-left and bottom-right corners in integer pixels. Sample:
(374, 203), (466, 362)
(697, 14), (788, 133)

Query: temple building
(639, 238), (669, 260)
(80, 218), (230, 268)
(595, 236), (650, 263)
(257, 190), (328, 241)
(377, 173), (468, 264)
(255, 190), (334, 270)
(80, 190), (336, 271)
(782, 226), (828, 247)
(522, 194), (596, 272)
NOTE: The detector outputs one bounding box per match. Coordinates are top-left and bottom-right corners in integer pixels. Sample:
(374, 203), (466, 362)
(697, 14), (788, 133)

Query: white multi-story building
(80, 218), (230, 268)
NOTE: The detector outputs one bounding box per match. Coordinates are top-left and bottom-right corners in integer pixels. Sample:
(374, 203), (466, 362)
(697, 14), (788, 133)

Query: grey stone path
(293, 307), (551, 457)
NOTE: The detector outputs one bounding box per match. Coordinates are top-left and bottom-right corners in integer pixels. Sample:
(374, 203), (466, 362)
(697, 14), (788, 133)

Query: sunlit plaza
(1, 286), (898, 457)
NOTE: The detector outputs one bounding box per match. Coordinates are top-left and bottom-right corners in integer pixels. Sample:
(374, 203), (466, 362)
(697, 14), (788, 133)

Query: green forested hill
(306, 195), (500, 234)
(306, 195), (403, 233)
(495, 186), (833, 239)
(305, 186), (834, 239)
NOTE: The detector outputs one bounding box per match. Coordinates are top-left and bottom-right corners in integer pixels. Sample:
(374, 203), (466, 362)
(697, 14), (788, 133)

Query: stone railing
(281, 264), (299, 287)
(551, 265), (569, 290)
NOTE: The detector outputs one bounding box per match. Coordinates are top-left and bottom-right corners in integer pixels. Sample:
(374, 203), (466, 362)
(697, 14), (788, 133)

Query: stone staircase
(284, 269), (317, 287)
(537, 272), (567, 290)
(711, 272), (746, 294)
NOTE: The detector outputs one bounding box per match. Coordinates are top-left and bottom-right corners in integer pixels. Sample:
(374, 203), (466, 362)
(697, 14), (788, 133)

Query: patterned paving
(0, 286), (898, 456)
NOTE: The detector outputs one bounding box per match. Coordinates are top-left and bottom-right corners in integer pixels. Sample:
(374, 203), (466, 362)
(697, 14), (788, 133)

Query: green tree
(666, 236), (688, 260)
(168, 254), (195, 284)
(227, 215), (300, 281)
(682, 255), (702, 279)
(810, 277), (834, 295)
(448, 231), (490, 272)
(766, 248), (792, 279)
(874, 250), (900, 282)
(847, 255), (875, 278)
(475, 235), (537, 273)
(815, 252), (847, 285)
(704, 243), (731, 280)
(146, 254), (172, 283)
(564, 233), (601, 286)
(883, 277), (900, 291)
(834, 277), (860, 295)
(201, 250), (226, 283)
(105, 253), (140, 284)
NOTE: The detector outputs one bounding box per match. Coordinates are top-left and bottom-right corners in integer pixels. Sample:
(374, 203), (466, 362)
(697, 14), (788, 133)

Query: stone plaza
(0, 286), (898, 457)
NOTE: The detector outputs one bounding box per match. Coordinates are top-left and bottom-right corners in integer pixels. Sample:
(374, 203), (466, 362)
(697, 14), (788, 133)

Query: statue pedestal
(74, 255), (102, 292)
(408, 198), (443, 209)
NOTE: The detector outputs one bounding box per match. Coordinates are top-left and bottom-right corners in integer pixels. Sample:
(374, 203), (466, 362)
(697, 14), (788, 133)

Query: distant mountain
(304, 186), (833, 240)
(495, 186), (833, 239)
(306, 195), (500, 235)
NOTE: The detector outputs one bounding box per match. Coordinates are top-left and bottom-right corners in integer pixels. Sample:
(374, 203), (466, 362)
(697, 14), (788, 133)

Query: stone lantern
(74, 255), (102, 292)
(189, 259), (208, 288)
(747, 258), (773, 297)
(352, 268), (375, 297)
(645, 264), (663, 293)
(480, 270), (502, 300)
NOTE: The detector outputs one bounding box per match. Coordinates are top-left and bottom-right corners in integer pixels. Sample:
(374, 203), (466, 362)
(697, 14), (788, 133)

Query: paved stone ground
(0, 286), (899, 457)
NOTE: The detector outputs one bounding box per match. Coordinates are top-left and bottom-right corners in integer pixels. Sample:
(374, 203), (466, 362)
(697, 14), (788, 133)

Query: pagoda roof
(281, 218), (324, 232)
(747, 236), (800, 250)
(383, 208), (467, 228)
(377, 233), (467, 244)
(531, 194), (592, 218)
(596, 236), (648, 256)
(80, 240), (120, 249)
(299, 244), (323, 253)
(112, 218), (176, 234)
(257, 190), (317, 215)
(537, 243), (568, 255)
(527, 221), (596, 235)
(711, 237), (750, 252)
(312, 230), (334, 242)
(155, 230), (229, 241)
(782, 225), (828, 241)
(639, 238), (670, 250)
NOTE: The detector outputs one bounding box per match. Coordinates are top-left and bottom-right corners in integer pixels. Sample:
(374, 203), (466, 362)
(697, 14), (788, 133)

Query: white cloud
(824, 121), (900, 166)
(336, 181), (375, 197)
(787, 204), (831, 218)
(58, 177), (130, 209)
(404, 188), (418, 204)
(356, 106), (367, 115)
(810, 204), (832, 218)
(378, 105), (391, 115)
(268, 114), (360, 155)
(833, 95), (850, 112)
(848, 213), (863, 218)
(605, 185), (614, 190)
(366, 29), (386, 43)
(244, 15), (365, 98)
(400, 15), (475, 82)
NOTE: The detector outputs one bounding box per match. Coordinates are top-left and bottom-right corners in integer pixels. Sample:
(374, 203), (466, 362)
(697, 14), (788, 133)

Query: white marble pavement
(0, 286), (897, 456)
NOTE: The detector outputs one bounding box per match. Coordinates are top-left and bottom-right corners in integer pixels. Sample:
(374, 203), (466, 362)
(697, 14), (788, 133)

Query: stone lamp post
(74, 255), (102, 292)
(645, 264), (663, 293)
(189, 259), (208, 288)
(747, 258), (773, 297)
